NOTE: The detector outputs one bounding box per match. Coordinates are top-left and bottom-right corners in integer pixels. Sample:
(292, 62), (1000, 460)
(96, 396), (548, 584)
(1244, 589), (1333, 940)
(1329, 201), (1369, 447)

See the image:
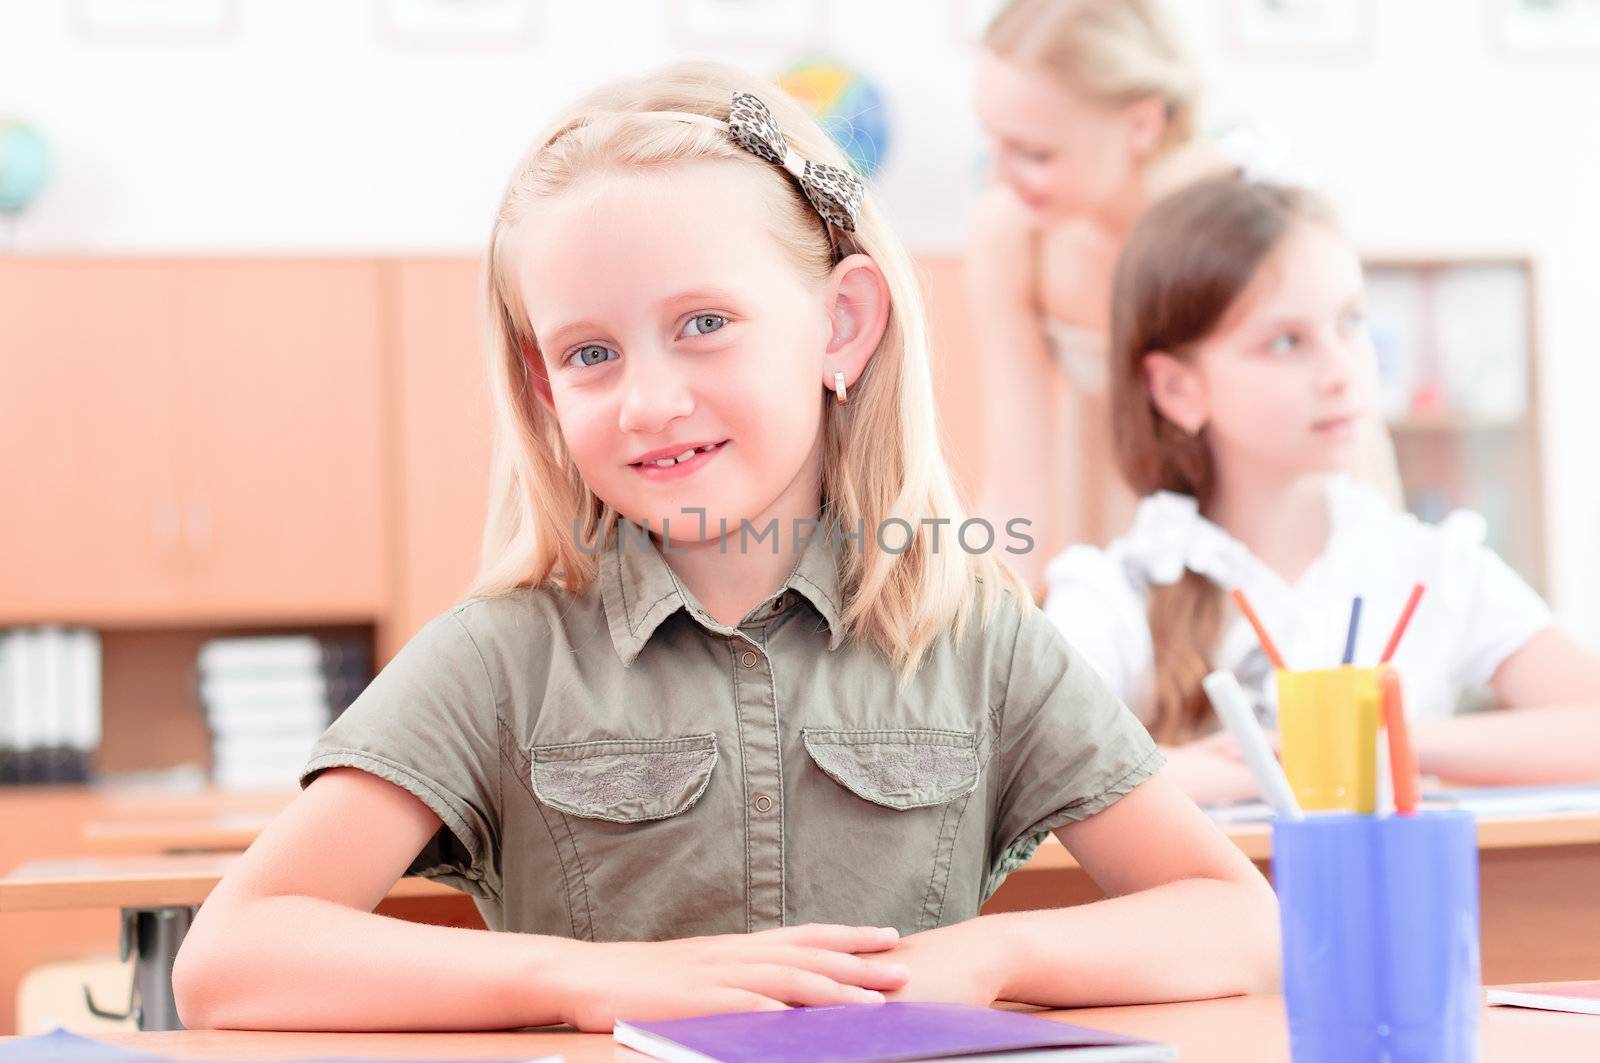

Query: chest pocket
(531, 735), (717, 823)
(802, 728), (979, 808)
(799, 727), (980, 931)
(527, 734), (721, 941)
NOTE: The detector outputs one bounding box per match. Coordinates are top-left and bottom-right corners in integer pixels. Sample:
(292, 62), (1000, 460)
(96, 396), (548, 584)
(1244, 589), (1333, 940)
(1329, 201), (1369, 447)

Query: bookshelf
(1365, 256), (1546, 593)
(0, 257), (391, 787)
(1, 623), (376, 785)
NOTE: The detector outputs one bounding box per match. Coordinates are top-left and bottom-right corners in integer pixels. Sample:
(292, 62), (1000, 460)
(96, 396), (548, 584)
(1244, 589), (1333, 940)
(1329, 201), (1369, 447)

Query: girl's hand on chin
(555, 922), (909, 1031)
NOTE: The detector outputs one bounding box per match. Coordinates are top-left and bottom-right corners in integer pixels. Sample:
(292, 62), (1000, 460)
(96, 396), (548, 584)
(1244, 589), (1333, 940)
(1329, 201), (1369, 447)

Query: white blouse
(1043, 475), (1553, 725)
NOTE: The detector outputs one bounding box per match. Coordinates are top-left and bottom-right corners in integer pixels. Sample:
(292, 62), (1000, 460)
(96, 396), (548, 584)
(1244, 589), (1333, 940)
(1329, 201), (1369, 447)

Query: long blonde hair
(471, 61), (1025, 677)
(984, 0), (1199, 157)
(1109, 176), (1338, 740)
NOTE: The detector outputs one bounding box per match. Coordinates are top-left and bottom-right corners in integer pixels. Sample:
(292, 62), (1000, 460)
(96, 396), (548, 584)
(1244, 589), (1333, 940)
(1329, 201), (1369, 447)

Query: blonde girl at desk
(172, 63), (1277, 1032)
(1043, 175), (1600, 805)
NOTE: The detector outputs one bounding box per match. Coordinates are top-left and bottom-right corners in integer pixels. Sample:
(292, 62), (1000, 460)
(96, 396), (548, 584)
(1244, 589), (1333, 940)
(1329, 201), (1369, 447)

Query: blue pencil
(1342, 596), (1363, 665)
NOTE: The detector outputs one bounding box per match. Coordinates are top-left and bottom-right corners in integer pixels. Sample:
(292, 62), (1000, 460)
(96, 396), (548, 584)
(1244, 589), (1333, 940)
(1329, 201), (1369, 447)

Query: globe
(0, 121), (50, 213)
(777, 61), (890, 181)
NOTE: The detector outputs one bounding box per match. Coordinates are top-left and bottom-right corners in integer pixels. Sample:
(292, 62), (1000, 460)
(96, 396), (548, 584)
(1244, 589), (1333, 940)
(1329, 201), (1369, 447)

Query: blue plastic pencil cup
(1273, 811), (1481, 1063)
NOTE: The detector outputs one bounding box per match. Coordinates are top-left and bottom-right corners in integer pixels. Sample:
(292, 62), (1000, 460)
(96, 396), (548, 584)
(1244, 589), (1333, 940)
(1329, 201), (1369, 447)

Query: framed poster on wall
(1225, 0), (1374, 61)
(1492, 0), (1600, 61)
(668, 0), (829, 50)
(379, 0), (540, 47)
(73, 0), (235, 42)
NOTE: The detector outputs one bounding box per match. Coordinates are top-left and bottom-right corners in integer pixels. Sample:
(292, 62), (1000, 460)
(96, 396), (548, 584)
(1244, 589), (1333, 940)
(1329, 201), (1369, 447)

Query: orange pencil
(1380, 583), (1426, 664)
(1380, 668), (1420, 814)
(1230, 588), (1286, 669)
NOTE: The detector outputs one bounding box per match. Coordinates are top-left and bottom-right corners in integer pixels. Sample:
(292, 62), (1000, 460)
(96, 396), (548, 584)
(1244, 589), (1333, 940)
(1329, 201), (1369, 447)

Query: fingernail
(885, 963), (910, 979)
(859, 990), (886, 1003)
(877, 926), (899, 938)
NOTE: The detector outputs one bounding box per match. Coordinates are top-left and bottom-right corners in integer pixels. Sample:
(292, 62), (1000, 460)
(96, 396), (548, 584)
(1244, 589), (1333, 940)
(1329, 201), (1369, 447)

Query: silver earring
(833, 371), (848, 405)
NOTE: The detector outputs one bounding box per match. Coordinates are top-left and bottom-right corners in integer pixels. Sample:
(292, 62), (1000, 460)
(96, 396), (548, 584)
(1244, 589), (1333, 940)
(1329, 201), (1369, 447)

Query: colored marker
(1342, 596), (1363, 666)
(1380, 583), (1426, 664)
(1203, 670), (1303, 820)
(1380, 668), (1420, 814)
(1230, 588), (1286, 670)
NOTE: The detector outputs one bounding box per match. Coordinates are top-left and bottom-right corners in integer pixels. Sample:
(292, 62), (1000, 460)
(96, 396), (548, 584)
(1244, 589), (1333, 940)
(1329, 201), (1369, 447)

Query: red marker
(1380, 583), (1426, 664)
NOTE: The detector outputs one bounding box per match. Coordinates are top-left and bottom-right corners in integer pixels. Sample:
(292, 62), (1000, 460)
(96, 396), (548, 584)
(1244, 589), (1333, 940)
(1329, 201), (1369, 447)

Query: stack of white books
(0, 627), (101, 786)
(197, 635), (369, 791)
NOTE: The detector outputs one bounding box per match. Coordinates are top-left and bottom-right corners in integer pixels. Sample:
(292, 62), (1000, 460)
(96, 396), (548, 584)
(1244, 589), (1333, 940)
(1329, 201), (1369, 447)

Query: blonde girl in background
(171, 63), (1278, 1032)
(966, 0), (1401, 594)
(1044, 175), (1600, 805)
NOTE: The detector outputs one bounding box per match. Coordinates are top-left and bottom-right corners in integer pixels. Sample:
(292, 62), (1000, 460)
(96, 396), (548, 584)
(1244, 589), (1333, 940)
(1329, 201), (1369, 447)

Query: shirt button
(752, 794), (774, 813)
(771, 595), (786, 614)
(740, 649), (758, 668)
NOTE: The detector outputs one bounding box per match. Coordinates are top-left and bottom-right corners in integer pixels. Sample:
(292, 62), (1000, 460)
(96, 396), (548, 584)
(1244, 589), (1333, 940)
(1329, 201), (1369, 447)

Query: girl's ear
(1123, 96), (1168, 161)
(1143, 351), (1208, 436)
(821, 253), (891, 397)
(520, 336), (555, 408)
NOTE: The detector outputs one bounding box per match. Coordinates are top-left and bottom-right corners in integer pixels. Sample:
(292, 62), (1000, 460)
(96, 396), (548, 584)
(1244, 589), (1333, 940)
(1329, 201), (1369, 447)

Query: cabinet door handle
(184, 501), (212, 551)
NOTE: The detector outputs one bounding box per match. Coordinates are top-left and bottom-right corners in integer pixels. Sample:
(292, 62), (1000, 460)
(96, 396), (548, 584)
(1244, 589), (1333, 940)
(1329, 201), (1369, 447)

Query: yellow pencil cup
(1276, 665), (1383, 813)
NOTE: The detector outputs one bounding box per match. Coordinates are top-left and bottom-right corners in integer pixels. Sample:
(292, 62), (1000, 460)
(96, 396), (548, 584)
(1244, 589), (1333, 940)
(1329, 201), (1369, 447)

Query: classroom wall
(3, 0), (1598, 643)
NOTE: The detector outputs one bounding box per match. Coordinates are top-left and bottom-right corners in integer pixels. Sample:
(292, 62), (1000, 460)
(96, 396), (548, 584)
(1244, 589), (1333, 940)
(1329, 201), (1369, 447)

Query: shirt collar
(598, 519), (846, 665)
(784, 521), (846, 651)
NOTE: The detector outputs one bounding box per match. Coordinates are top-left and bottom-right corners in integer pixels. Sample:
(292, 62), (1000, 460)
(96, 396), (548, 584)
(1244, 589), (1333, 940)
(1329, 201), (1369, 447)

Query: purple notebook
(613, 1003), (1178, 1062)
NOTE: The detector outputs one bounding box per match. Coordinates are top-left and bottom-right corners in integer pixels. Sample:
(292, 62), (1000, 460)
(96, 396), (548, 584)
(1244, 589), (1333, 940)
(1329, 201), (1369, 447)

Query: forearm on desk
(1411, 704), (1600, 785)
(982, 876), (1280, 1008)
(173, 892), (568, 1031)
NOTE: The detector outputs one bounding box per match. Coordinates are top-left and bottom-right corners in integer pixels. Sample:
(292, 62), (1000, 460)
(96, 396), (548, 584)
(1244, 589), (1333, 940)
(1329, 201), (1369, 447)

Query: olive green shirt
(301, 525), (1162, 940)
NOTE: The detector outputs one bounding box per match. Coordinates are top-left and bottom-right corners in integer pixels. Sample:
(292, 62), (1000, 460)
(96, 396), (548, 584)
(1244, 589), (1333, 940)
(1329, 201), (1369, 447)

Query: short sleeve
(1042, 545), (1153, 706)
(991, 598), (1164, 863)
(1437, 513), (1553, 690)
(301, 608), (501, 897)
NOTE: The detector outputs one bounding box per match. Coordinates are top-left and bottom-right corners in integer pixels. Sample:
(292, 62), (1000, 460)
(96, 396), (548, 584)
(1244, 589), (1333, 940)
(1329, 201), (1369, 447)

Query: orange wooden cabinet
(0, 258), (386, 625)
(380, 257), (494, 660)
(0, 260), (184, 621)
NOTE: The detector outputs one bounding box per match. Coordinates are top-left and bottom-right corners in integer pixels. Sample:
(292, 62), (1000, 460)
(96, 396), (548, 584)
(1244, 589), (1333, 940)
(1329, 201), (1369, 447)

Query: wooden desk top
(3, 784), (293, 822)
(7, 993), (1595, 1062)
(7, 812), (1597, 912)
(0, 854), (457, 911)
(1027, 810), (1600, 871)
(81, 811), (277, 856)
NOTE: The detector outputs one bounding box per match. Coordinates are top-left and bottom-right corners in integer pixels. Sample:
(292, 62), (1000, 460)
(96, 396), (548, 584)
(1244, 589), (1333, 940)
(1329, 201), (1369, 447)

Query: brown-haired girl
(1044, 175), (1600, 804)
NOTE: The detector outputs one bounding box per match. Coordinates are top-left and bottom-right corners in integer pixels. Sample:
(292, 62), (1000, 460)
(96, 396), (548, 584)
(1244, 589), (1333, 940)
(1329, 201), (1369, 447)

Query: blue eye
(1340, 309), (1368, 332)
(1268, 332), (1301, 355)
(567, 344), (616, 368)
(683, 313), (727, 337)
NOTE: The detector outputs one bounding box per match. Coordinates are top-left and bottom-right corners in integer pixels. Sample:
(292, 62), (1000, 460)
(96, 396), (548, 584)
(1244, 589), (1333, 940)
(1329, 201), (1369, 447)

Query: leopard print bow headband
(724, 92), (865, 233)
